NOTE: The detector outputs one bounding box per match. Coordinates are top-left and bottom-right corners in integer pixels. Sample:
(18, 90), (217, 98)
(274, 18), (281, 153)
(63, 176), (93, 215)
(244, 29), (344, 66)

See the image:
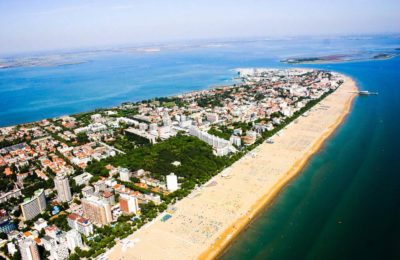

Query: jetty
(358, 90), (378, 95)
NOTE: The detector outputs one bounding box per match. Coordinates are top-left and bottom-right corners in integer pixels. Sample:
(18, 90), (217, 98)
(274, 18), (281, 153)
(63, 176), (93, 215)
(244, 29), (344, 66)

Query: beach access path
(106, 77), (357, 260)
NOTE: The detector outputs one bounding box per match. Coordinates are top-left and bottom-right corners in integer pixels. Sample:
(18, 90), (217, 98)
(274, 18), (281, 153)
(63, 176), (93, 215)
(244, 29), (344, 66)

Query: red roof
(103, 191), (113, 198)
(77, 217), (89, 224)
(67, 213), (79, 220)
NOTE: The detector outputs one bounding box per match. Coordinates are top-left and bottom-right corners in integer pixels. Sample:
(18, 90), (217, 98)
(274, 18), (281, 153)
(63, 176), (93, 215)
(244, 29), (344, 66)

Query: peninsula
(281, 52), (398, 64)
(0, 68), (357, 260)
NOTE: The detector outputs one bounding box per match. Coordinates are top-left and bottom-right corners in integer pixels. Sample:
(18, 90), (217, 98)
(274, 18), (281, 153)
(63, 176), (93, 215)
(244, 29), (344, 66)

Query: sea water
(1, 35), (400, 259)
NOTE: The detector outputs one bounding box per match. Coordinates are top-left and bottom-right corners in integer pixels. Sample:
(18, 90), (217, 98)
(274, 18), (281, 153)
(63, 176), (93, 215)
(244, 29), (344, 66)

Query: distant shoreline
(281, 53), (399, 65)
(0, 60), (88, 70)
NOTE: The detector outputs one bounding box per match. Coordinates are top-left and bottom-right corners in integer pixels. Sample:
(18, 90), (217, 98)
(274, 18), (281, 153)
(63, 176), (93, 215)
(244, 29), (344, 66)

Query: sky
(0, 0), (399, 54)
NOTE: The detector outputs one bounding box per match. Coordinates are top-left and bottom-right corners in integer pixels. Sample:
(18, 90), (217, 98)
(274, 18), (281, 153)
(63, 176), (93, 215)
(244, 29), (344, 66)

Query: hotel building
(166, 173), (178, 192)
(54, 174), (72, 202)
(81, 196), (112, 225)
(119, 194), (140, 215)
(66, 229), (83, 251)
(20, 189), (46, 221)
(67, 213), (94, 236)
(19, 238), (40, 260)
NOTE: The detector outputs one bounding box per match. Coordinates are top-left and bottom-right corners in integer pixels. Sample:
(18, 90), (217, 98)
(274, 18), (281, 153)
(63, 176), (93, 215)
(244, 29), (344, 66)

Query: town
(0, 68), (343, 260)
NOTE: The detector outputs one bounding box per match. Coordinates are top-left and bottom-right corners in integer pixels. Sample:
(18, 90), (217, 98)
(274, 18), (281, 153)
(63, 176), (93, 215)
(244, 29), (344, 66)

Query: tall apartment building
(20, 189), (46, 221)
(66, 229), (83, 251)
(49, 239), (69, 260)
(166, 173), (178, 192)
(54, 174), (72, 202)
(119, 194), (140, 215)
(19, 238), (40, 260)
(81, 196), (112, 225)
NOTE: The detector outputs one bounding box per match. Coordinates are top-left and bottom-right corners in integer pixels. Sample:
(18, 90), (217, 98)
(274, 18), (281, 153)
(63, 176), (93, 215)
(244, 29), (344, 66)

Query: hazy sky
(0, 0), (399, 54)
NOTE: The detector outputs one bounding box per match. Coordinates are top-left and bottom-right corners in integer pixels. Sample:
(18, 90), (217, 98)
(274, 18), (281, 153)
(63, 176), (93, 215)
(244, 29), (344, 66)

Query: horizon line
(1, 32), (399, 57)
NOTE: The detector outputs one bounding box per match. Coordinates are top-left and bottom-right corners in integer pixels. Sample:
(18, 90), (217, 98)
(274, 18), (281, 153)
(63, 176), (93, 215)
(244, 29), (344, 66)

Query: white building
(179, 119), (192, 129)
(149, 123), (158, 131)
(67, 213), (94, 237)
(139, 122), (148, 131)
(119, 168), (132, 182)
(229, 135), (242, 147)
(171, 161), (181, 167)
(90, 114), (102, 122)
(93, 180), (106, 193)
(87, 123), (107, 133)
(81, 186), (94, 197)
(180, 114), (187, 122)
(73, 172), (93, 186)
(166, 173), (178, 192)
(54, 174), (72, 202)
(19, 238), (40, 260)
(281, 107), (293, 117)
(33, 218), (48, 231)
(20, 189), (47, 221)
(125, 128), (157, 144)
(50, 241), (69, 260)
(162, 116), (172, 126)
(7, 242), (17, 256)
(188, 126), (237, 156)
(0, 188), (22, 204)
(65, 229), (83, 251)
(119, 194), (140, 215)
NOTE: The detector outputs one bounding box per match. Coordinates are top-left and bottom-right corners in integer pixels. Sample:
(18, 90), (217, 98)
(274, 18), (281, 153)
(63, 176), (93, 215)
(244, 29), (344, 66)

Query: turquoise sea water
(222, 49), (400, 258)
(1, 35), (400, 259)
(1, 36), (398, 127)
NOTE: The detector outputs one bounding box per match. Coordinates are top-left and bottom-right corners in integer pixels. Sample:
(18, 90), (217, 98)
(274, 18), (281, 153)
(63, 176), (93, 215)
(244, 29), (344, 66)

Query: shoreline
(199, 80), (358, 259)
(281, 53), (399, 65)
(106, 76), (357, 260)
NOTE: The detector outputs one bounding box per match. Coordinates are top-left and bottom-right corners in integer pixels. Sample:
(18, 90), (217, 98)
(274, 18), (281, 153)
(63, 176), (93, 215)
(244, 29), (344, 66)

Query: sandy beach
(106, 76), (358, 260)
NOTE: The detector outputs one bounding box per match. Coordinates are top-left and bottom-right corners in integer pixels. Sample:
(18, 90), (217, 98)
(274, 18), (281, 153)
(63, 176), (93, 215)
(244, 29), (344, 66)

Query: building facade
(19, 238), (40, 260)
(166, 173), (178, 192)
(20, 189), (46, 221)
(66, 229), (83, 251)
(0, 211), (16, 234)
(81, 196), (112, 225)
(119, 194), (140, 215)
(67, 213), (94, 236)
(54, 174), (72, 202)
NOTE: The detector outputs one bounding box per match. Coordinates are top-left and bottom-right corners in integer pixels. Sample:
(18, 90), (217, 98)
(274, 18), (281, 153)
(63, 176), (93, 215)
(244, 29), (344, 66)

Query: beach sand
(106, 76), (358, 260)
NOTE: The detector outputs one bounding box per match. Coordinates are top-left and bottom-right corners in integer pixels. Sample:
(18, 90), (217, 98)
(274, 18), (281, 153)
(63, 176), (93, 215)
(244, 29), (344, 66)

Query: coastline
(106, 76), (358, 260)
(199, 79), (358, 259)
(281, 53), (399, 65)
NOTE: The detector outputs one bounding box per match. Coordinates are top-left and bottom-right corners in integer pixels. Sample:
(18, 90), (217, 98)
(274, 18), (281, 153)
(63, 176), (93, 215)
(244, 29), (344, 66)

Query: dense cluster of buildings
(0, 68), (343, 259)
